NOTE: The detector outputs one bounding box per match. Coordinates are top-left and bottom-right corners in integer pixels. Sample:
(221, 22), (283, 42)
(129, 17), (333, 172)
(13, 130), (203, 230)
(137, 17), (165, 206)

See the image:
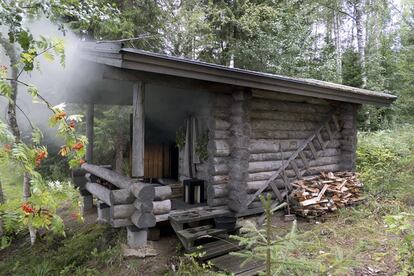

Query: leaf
(43, 51), (54, 62)
(31, 128), (43, 145)
(28, 85), (39, 98)
(17, 31), (32, 51)
(0, 81), (12, 99)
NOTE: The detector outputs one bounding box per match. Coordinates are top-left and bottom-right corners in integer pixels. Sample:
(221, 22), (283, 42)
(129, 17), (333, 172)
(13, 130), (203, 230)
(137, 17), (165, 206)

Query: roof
(80, 42), (397, 106)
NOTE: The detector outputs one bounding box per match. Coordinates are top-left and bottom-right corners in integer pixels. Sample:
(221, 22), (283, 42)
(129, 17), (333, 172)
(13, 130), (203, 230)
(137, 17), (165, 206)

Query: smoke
(0, 18), (98, 150)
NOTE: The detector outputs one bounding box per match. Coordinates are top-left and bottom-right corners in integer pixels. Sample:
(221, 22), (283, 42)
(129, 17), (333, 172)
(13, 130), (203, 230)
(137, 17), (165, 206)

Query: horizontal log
(252, 89), (330, 105)
(110, 189), (135, 204)
(214, 94), (233, 107)
(214, 130), (230, 139)
(249, 148), (341, 162)
(251, 98), (331, 114)
(72, 168), (86, 177)
(248, 156), (341, 173)
(110, 204), (135, 219)
(131, 211), (156, 228)
(250, 110), (325, 122)
(110, 218), (132, 228)
(213, 109), (231, 119)
(249, 139), (341, 154)
(133, 199), (154, 213)
(154, 186), (172, 200)
(248, 164), (341, 181)
(211, 175), (229, 184)
(207, 184), (228, 198)
(130, 182), (155, 203)
(247, 181), (284, 193)
(211, 163), (229, 175)
(207, 197), (228, 207)
(153, 200), (171, 215)
(82, 163), (132, 189)
(251, 120), (319, 131)
(251, 129), (341, 140)
(249, 160), (283, 173)
(214, 119), (230, 130)
(212, 140), (230, 157)
(85, 182), (111, 206)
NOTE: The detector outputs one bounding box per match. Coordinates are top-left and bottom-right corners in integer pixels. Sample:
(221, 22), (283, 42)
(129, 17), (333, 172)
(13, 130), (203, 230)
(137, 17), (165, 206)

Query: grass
(0, 222), (125, 276)
(1, 126), (414, 275)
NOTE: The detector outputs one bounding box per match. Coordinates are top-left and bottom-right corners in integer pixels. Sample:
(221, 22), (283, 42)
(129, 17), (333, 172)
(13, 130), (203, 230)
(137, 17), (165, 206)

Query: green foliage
(384, 213), (414, 274)
(176, 127), (186, 150)
(195, 130), (209, 161)
(0, 223), (124, 275)
(232, 194), (319, 275)
(174, 251), (216, 276)
(357, 126), (414, 198)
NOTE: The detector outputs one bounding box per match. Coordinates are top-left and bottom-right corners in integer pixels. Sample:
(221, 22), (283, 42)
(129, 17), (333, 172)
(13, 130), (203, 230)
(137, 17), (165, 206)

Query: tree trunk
(0, 35), (35, 244)
(114, 126), (125, 174)
(0, 180), (4, 237)
(334, 10), (342, 83)
(354, 0), (366, 87)
(23, 173), (36, 245)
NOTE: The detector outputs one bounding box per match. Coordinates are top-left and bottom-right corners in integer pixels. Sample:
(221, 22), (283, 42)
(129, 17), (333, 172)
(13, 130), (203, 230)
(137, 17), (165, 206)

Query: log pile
(290, 171), (364, 217)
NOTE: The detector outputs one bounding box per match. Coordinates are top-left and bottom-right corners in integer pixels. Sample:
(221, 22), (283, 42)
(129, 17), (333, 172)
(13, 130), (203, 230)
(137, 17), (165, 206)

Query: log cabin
(70, 42), (396, 249)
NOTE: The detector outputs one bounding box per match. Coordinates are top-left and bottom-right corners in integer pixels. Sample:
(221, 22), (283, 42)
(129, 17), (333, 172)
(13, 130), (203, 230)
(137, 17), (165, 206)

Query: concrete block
(97, 201), (110, 223)
(127, 226), (148, 248)
(81, 195), (94, 215)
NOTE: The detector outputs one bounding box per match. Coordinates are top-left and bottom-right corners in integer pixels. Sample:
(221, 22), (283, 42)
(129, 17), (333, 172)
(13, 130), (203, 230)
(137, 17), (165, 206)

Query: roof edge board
(120, 57), (394, 106)
(121, 52), (395, 105)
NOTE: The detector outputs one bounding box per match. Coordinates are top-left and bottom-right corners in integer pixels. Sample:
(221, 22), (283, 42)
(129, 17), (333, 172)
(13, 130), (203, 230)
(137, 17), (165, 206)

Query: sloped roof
(80, 42), (397, 106)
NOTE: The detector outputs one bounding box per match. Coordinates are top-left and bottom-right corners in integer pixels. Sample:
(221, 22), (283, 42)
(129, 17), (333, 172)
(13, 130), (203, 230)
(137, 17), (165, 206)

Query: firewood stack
(290, 171), (365, 217)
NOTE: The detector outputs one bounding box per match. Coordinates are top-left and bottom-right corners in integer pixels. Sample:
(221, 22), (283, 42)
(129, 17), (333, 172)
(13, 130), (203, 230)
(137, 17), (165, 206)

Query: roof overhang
(80, 42), (397, 106)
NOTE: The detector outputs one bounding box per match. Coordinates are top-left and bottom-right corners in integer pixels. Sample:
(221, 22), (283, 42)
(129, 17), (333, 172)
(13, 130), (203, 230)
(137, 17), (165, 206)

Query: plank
(169, 208), (231, 224)
(176, 225), (227, 242)
(210, 253), (264, 275)
(189, 239), (241, 261)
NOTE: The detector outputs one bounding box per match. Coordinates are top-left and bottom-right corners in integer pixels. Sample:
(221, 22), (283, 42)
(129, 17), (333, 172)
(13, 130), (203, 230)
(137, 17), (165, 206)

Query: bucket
(214, 215), (237, 230)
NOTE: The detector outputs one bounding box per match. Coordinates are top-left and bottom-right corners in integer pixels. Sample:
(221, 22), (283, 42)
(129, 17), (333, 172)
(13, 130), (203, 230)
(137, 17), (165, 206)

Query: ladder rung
(332, 114), (341, 131)
(316, 132), (326, 150)
(308, 141), (318, 159)
(290, 160), (302, 179)
(299, 152), (310, 170)
(325, 123), (333, 141)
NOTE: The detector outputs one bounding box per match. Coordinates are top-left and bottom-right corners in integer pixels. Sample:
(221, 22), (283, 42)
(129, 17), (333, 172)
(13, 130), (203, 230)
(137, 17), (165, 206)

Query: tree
(0, 0), (118, 244)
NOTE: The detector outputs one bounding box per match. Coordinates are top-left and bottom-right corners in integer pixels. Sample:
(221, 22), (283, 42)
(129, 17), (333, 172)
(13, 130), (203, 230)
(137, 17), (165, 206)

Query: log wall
(205, 89), (359, 210)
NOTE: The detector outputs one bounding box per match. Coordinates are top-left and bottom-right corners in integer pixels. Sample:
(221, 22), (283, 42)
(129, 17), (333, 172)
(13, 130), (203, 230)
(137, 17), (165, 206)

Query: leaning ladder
(246, 110), (342, 207)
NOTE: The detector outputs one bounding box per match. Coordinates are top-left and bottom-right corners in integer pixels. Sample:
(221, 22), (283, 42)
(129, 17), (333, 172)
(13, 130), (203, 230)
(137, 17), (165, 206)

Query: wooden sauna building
(70, 43), (396, 249)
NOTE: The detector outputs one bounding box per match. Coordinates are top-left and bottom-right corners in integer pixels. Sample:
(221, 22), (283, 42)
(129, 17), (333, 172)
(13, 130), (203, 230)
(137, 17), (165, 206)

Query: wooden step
(176, 225), (227, 243)
(169, 207), (231, 224)
(210, 253), (264, 275)
(189, 239), (241, 261)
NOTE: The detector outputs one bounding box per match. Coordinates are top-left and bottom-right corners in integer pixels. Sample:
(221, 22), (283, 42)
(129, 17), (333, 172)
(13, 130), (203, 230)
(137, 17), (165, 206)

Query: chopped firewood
(290, 171), (364, 217)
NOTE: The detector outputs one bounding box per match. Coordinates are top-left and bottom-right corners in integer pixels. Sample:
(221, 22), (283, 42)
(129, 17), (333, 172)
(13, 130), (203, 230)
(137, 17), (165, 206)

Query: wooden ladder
(246, 111), (342, 208)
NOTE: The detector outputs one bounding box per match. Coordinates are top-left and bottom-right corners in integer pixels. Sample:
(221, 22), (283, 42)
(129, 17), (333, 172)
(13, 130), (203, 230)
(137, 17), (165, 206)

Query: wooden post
(132, 82), (145, 178)
(228, 89), (251, 213)
(86, 104), (94, 163)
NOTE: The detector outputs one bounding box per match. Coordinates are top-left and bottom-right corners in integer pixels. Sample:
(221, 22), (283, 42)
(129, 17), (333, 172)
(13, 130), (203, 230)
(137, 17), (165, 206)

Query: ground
(0, 199), (404, 275)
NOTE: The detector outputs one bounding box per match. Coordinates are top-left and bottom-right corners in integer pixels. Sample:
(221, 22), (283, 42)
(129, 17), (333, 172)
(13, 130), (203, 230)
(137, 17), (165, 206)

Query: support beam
(86, 104), (94, 163)
(132, 82), (145, 178)
(228, 89), (251, 213)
